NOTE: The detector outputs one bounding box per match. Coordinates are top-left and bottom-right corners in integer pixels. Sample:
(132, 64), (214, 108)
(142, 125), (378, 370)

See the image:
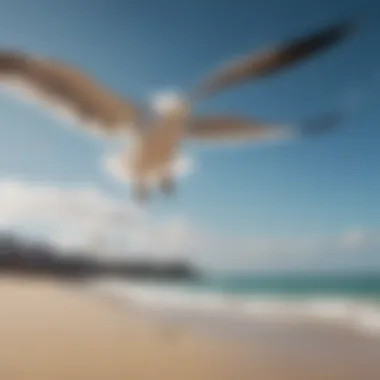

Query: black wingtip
(326, 11), (369, 41)
(285, 18), (358, 59)
(335, 18), (360, 39)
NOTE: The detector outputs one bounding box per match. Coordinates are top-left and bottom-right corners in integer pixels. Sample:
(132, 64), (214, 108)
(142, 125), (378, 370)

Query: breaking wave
(90, 280), (380, 338)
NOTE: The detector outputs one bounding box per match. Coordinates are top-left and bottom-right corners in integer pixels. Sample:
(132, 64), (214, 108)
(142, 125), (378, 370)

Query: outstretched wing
(190, 20), (356, 101)
(0, 50), (142, 135)
(185, 113), (342, 145)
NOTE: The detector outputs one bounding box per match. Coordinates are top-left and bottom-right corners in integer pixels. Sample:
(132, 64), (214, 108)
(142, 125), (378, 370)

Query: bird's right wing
(0, 51), (142, 135)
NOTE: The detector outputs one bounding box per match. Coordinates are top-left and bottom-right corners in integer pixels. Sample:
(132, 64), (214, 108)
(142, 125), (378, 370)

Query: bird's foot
(132, 183), (150, 204)
(160, 177), (176, 197)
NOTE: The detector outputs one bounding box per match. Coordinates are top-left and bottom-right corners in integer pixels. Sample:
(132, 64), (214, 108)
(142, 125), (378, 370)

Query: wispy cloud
(210, 229), (380, 272)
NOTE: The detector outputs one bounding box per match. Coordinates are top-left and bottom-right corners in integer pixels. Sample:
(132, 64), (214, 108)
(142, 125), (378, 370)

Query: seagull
(0, 20), (356, 202)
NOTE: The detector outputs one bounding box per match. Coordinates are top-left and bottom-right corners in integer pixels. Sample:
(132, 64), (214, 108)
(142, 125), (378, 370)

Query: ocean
(91, 272), (380, 339)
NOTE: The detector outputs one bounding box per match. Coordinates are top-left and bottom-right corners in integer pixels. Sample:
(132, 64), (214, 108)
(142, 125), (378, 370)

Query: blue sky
(0, 0), (379, 270)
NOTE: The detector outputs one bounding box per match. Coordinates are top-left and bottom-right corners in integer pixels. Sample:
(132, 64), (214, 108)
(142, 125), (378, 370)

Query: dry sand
(0, 276), (254, 379)
(0, 276), (379, 380)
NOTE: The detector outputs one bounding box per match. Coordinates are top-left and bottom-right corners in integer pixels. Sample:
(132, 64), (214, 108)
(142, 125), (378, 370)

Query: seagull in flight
(0, 19), (356, 202)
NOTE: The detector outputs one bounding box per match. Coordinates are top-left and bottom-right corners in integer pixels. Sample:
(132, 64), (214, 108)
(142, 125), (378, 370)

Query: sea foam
(90, 280), (380, 339)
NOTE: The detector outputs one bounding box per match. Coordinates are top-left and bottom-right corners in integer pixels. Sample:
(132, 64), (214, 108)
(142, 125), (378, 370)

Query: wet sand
(0, 276), (379, 379)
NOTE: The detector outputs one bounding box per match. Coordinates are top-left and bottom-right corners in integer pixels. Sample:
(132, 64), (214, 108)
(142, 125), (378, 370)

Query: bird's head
(151, 90), (191, 120)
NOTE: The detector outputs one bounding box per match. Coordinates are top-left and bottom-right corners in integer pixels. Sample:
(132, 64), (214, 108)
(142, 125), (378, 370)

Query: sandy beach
(0, 276), (379, 380)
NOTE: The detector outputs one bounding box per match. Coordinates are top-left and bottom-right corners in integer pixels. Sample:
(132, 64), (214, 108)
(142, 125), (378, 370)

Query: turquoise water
(183, 273), (380, 298)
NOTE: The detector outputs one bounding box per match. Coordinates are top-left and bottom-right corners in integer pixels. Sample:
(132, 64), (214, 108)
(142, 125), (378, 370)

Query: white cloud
(0, 179), (190, 261)
(0, 178), (378, 271)
(0, 180), (142, 227)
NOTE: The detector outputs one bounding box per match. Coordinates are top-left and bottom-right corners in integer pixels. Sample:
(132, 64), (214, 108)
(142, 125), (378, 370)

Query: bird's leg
(132, 181), (150, 204)
(160, 174), (176, 197)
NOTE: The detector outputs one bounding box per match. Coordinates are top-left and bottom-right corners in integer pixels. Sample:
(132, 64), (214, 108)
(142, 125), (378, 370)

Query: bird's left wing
(0, 50), (142, 135)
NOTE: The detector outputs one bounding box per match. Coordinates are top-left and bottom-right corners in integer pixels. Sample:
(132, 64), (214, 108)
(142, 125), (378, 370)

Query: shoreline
(88, 277), (380, 340)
